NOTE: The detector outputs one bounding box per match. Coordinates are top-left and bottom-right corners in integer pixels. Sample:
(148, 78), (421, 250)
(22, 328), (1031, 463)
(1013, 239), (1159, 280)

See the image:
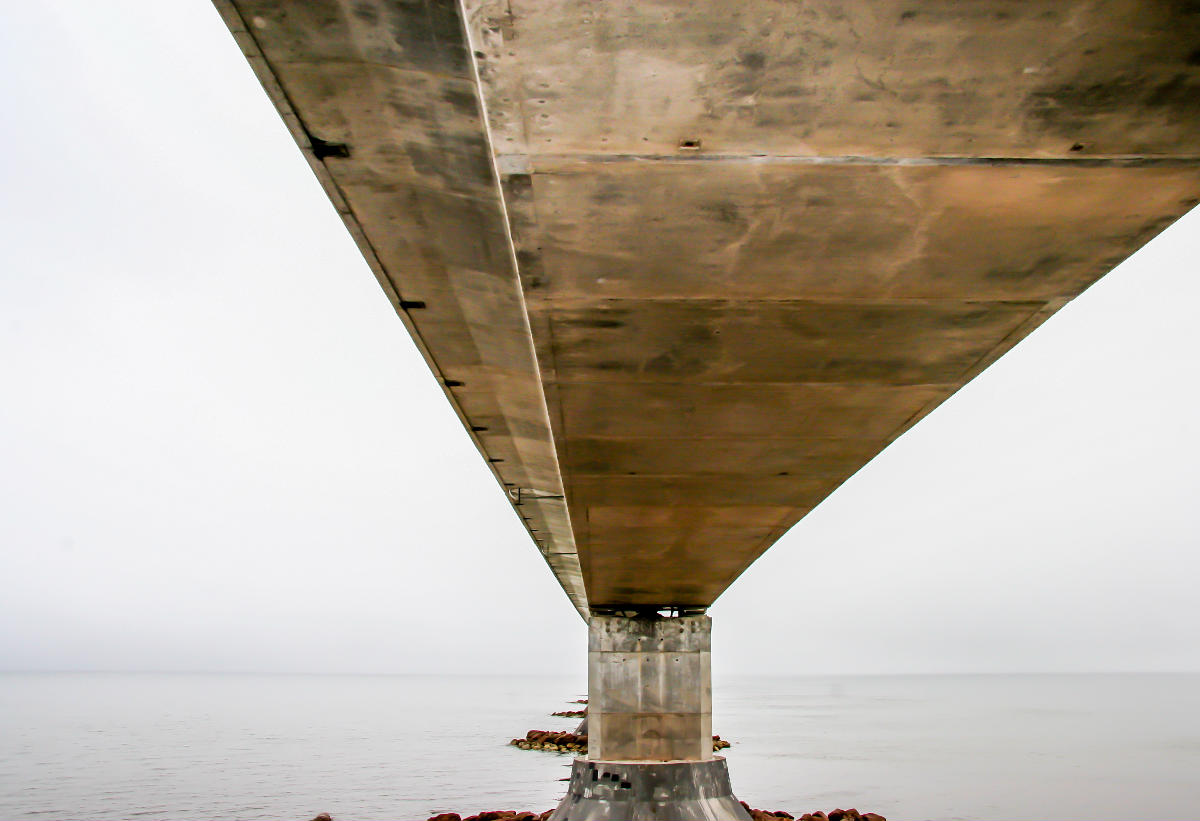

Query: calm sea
(0, 672), (1196, 820)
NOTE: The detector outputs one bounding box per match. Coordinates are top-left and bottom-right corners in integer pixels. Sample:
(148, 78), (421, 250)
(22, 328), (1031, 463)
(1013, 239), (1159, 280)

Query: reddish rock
(310, 815), (332, 821)
(442, 804), (879, 821)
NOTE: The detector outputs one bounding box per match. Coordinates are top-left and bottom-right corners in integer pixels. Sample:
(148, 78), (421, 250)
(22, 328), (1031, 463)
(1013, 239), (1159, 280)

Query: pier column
(551, 613), (750, 821)
(589, 613), (713, 761)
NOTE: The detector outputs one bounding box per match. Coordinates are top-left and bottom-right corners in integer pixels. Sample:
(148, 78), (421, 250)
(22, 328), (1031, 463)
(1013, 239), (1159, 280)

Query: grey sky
(1, 0), (1196, 676)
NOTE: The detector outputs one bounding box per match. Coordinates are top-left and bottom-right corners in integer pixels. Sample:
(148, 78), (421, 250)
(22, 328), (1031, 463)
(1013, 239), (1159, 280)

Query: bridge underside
(214, 0), (1200, 615)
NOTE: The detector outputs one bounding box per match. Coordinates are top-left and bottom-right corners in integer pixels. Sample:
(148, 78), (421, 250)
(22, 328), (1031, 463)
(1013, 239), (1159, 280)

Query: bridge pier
(550, 613), (750, 821)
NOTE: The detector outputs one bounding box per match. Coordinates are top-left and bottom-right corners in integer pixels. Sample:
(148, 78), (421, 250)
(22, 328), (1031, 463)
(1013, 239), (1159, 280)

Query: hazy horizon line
(2, 667), (1196, 677)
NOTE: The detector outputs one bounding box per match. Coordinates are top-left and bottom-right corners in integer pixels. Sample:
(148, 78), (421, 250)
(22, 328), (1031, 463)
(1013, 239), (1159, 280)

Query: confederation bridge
(214, 2), (1200, 817)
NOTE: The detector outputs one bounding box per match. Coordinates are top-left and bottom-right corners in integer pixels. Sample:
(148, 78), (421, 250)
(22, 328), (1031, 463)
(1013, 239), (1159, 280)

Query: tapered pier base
(549, 757), (750, 821)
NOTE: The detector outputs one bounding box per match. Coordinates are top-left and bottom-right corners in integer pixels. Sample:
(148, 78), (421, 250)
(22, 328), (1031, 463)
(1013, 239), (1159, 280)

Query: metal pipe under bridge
(211, 2), (1200, 817)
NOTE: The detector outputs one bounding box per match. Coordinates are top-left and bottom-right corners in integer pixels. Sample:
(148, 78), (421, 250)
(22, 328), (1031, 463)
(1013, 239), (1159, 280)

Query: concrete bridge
(212, 2), (1200, 817)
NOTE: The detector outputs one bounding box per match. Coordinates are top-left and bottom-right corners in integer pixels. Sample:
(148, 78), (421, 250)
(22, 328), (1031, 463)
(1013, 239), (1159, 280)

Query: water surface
(1, 672), (1196, 820)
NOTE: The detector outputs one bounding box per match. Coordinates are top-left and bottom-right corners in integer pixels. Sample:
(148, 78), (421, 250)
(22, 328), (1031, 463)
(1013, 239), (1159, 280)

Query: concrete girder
(211, 0), (587, 615)
(214, 0), (1200, 614)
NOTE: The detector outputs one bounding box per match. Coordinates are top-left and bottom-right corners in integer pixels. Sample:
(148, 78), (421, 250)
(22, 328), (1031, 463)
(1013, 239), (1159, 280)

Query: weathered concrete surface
(550, 757), (751, 821)
(588, 614), (713, 762)
(213, 0), (1200, 612)
(211, 0), (588, 614)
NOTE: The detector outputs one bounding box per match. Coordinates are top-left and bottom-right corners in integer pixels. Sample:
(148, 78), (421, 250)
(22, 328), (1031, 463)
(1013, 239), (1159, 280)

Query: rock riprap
(740, 808), (885, 821)
(426, 813), (551, 821)
(510, 729), (731, 753)
(421, 808), (885, 821)
(509, 730), (587, 753)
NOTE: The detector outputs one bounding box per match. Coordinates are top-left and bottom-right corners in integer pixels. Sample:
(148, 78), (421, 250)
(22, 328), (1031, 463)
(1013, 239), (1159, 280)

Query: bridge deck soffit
(214, 0), (1200, 613)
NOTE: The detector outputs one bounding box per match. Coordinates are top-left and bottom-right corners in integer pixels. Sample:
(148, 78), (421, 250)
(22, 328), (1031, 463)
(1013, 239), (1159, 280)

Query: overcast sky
(1, 0), (1196, 677)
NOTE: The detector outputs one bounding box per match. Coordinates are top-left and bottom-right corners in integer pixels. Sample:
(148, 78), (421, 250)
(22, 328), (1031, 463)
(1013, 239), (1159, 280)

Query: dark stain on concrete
(1027, 72), (1200, 135)
(985, 254), (1065, 282)
(387, 99), (427, 121)
(507, 173), (533, 192)
(738, 51), (766, 71)
(1125, 213), (1186, 248)
(352, 2), (379, 25)
(404, 133), (492, 193)
(591, 184), (626, 205)
(766, 84), (815, 99)
(516, 248), (542, 270)
(731, 49), (768, 95)
(948, 308), (999, 328)
(442, 86), (479, 116)
(644, 352), (681, 375)
(700, 201), (744, 226)
(386, 0), (470, 76)
(560, 317), (627, 330)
